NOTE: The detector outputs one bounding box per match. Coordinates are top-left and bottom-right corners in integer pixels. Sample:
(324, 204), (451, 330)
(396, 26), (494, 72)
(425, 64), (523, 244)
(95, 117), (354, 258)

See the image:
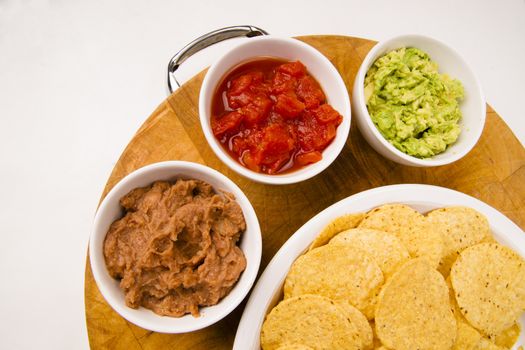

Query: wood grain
(85, 35), (525, 349)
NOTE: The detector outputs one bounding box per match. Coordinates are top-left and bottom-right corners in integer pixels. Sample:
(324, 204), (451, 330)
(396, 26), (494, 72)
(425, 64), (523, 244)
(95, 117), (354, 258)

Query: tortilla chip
(489, 322), (521, 348)
(375, 259), (457, 350)
(275, 344), (313, 350)
(329, 228), (410, 279)
(260, 294), (369, 350)
(474, 338), (506, 350)
(284, 244), (383, 319)
(446, 277), (483, 350)
(335, 301), (374, 349)
(308, 213), (365, 251)
(359, 204), (442, 267)
(451, 243), (525, 336)
(427, 206), (492, 277)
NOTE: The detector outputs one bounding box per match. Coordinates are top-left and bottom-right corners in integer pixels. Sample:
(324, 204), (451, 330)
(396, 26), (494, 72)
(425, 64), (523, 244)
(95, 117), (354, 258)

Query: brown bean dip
(103, 179), (247, 317)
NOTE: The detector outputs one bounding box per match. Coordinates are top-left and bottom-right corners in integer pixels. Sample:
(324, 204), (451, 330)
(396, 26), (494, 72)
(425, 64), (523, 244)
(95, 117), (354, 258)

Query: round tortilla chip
(335, 301), (374, 349)
(427, 206), (492, 277)
(447, 277), (483, 350)
(474, 338), (506, 350)
(489, 322), (521, 348)
(447, 276), (519, 350)
(453, 321), (483, 350)
(260, 294), (369, 350)
(358, 204), (442, 267)
(275, 344), (314, 350)
(445, 278), (482, 350)
(451, 243), (525, 336)
(284, 244), (384, 319)
(308, 213), (365, 251)
(375, 259), (457, 350)
(329, 228), (410, 279)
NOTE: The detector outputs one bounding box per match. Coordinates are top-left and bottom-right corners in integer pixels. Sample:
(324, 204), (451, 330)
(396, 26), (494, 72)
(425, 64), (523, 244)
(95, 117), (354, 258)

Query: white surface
(199, 36), (351, 184)
(0, 0), (523, 349)
(353, 34), (486, 166)
(90, 161), (261, 333)
(234, 184), (525, 350)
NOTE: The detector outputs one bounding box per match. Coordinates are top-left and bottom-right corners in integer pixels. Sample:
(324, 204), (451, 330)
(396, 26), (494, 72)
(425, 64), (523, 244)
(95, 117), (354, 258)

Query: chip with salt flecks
(275, 344), (314, 350)
(451, 243), (525, 336)
(454, 321), (483, 350)
(474, 338), (506, 350)
(489, 322), (521, 349)
(447, 277), (483, 350)
(358, 204), (442, 268)
(375, 259), (457, 350)
(335, 301), (374, 349)
(329, 228), (410, 279)
(308, 213), (365, 251)
(427, 206), (493, 277)
(284, 244), (384, 319)
(260, 294), (369, 350)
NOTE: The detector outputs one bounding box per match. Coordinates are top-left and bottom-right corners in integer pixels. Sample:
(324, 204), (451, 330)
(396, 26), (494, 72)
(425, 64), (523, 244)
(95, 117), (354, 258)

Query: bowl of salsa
(199, 36), (351, 185)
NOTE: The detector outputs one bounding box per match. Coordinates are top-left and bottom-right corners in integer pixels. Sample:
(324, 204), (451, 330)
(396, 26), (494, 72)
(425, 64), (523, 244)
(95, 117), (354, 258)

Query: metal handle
(167, 25), (269, 93)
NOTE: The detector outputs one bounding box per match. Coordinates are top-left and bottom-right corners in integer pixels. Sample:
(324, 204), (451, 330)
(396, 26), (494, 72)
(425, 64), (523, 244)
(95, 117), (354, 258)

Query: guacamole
(364, 47), (464, 158)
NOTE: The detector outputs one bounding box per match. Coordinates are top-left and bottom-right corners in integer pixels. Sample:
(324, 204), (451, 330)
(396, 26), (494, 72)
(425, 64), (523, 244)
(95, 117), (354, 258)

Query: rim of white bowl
(89, 160), (262, 333)
(355, 34), (486, 166)
(199, 36), (351, 184)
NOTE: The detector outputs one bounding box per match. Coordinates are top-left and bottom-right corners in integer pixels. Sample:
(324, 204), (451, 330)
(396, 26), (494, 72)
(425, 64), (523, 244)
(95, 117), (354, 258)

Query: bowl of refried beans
(89, 161), (262, 333)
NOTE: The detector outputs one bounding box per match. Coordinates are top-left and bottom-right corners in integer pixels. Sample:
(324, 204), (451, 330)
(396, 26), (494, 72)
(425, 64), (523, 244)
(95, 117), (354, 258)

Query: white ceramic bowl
(89, 161), (261, 333)
(199, 36), (351, 184)
(352, 34), (486, 167)
(233, 184), (525, 349)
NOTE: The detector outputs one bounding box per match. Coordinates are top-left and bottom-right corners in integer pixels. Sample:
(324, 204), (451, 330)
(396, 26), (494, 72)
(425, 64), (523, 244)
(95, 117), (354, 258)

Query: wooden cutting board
(84, 35), (525, 349)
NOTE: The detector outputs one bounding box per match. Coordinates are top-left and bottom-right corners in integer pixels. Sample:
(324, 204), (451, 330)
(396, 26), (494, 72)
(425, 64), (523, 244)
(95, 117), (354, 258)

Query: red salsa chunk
(211, 59), (343, 174)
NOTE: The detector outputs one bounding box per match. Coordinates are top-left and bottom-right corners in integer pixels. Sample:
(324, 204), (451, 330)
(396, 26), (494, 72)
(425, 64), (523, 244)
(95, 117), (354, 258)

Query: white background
(0, 0), (523, 348)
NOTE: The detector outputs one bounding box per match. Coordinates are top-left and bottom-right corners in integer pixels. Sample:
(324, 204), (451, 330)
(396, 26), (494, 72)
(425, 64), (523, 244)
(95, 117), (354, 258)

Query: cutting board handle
(167, 25), (269, 93)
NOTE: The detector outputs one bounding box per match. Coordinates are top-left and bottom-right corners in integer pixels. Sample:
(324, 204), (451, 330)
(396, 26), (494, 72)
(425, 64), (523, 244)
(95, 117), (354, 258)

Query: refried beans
(103, 179), (247, 317)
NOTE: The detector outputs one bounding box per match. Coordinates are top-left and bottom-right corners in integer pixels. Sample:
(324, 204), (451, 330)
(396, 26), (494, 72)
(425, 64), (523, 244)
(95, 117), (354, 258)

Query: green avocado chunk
(364, 47), (464, 158)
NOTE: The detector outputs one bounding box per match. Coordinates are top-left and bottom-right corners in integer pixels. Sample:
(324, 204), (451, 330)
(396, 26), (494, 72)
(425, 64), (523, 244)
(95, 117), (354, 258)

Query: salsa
(211, 58), (343, 174)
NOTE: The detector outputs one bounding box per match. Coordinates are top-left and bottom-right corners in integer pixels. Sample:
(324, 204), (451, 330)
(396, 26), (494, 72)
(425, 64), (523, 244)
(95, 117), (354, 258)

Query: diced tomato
(313, 104), (343, 124)
(277, 61), (306, 77)
(318, 122), (337, 149)
(227, 71), (264, 109)
(211, 111), (243, 137)
(296, 111), (316, 151)
(266, 156), (289, 174)
(296, 151), (322, 165)
(274, 93), (305, 119)
(271, 71), (296, 94)
(243, 128), (264, 149)
(228, 91), (253, 109)
(262, 124), (295, 155)
(231, 137), (247, 156)
(241, 105), (264, 127)
(252, 94), (273, 114)
(241, 124), (295, 174)
(297, 112), (337, 151)
(296, 76), (325, 109)
(305, 122), (336, 150)
(228, 72), (263, 96)
(287, 122), (298, 143)
(242, 151), (261, 172)
(240, 94), (272, 127)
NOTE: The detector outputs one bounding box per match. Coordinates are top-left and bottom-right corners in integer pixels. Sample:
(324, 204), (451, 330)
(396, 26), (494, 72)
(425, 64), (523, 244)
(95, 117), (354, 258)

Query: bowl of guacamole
(352, 35), (486, 167)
